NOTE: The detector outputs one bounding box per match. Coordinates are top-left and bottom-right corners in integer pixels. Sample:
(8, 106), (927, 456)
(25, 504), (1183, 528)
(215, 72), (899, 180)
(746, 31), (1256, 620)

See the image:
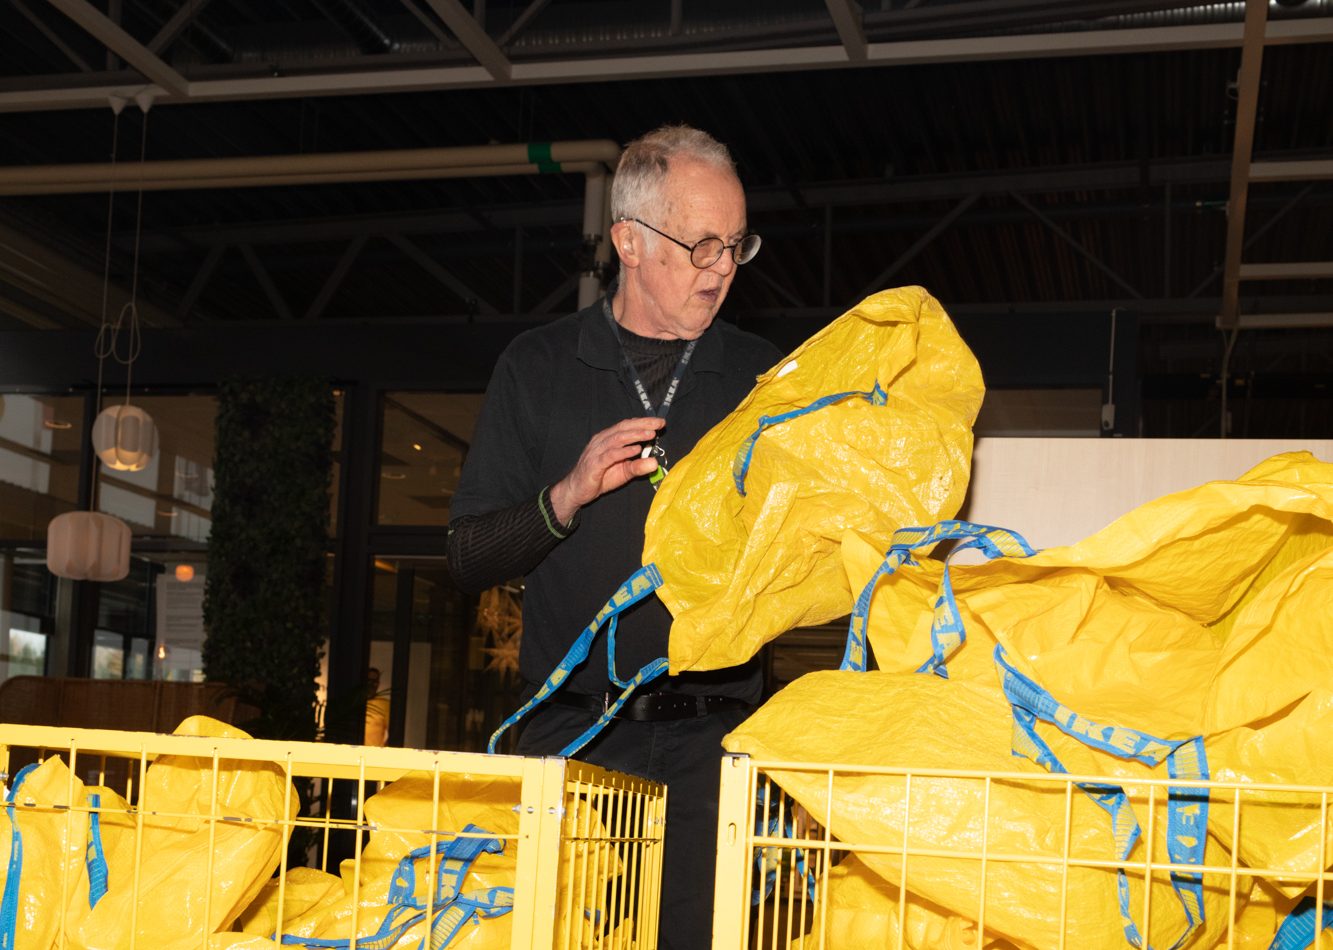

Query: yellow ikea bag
(651, 284), (983, 674)
(803, 452), (1333, 945)
(1, 716), (293, 950)
(490, 286), (982, 756)
(271, 773), (517, 950)
(792, 855), (1000, 950)
(0, 753), (105, 949)
(842, 453), (1333, 882)
(243, 766), (634, 948)
(67, 715), (295, 950)
(234, 866), (343, 938)
(725, 670), (1247, 950)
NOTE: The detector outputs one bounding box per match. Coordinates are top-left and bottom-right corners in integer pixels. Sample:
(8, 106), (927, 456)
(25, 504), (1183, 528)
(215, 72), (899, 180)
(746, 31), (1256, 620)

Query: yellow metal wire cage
(0, 723), (665, 949)
(714, 754), (1333, 950)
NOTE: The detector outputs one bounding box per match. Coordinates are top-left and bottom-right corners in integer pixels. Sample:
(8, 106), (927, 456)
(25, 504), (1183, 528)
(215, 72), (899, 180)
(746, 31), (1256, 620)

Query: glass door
(368, 556), (522, 753)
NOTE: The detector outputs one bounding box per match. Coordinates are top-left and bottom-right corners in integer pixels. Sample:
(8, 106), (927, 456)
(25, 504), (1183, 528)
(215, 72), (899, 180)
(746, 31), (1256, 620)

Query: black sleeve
(445, 486), (579, 594)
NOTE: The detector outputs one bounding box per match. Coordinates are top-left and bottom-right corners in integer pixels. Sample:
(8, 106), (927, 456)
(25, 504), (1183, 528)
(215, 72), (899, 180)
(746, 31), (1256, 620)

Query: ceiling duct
(308, 0), (398, 55)
(169, 1), (1327, 71)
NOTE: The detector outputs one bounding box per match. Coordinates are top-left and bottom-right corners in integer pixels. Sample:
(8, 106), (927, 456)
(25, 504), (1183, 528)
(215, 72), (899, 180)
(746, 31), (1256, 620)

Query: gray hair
(610, 125), (738, 224)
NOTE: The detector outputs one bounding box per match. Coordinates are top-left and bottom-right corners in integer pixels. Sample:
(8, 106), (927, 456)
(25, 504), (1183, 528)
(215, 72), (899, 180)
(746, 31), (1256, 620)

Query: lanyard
(602, 295), (697, 419)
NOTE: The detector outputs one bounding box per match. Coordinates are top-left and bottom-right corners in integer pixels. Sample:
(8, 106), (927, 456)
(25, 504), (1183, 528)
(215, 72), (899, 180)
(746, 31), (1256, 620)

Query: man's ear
(610, 220), (638, 268)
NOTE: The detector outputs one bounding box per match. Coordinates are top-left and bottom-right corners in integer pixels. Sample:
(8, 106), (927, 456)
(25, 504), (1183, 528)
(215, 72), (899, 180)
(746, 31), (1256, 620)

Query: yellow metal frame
(713, 753), (1333, 949)
(0, 723), (666, 949)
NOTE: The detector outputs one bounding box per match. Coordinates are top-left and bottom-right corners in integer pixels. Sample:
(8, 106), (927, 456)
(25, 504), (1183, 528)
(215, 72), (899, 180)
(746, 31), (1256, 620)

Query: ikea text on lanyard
(604, 299), (697, 491)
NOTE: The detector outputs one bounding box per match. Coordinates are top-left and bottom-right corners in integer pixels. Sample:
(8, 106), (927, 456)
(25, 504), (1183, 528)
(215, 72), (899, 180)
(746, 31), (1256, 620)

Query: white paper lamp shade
(46, 510), (132, 581)
(92, 404), (157, 472)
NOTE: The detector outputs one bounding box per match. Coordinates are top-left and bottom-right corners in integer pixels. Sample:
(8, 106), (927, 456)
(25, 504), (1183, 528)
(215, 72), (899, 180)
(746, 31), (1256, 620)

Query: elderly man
(446, 124), (780, 948)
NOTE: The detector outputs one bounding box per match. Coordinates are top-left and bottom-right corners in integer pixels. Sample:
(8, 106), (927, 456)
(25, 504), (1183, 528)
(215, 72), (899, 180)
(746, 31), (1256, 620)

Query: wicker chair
(0, 675), (255, 734)
(0, 676), (260, 787)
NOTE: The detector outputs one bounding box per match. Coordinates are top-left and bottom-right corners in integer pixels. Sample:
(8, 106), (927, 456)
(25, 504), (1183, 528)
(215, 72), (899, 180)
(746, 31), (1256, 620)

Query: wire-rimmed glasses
(627, 218), (762, 268)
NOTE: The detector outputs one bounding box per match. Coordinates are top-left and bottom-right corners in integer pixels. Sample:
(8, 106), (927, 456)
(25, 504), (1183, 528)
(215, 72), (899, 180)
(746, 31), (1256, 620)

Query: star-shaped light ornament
(477, 585), (522, 678)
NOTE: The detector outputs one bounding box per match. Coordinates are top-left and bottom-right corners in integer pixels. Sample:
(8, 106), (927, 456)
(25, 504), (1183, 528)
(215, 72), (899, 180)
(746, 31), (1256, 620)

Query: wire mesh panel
(714, 754), (1333, 950)
(0, 722), (664, 949)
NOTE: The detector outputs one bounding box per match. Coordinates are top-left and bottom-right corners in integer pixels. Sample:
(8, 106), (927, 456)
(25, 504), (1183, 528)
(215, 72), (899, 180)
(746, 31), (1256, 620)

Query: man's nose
(708, 248), (737, 277)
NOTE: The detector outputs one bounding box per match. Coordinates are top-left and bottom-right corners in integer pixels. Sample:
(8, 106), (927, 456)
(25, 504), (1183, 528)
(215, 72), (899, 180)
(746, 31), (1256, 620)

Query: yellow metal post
(712, 753), (752, 950)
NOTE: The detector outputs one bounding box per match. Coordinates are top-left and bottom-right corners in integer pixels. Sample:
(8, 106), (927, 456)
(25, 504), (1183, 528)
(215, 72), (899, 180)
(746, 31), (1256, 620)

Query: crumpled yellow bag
(241, 770), (625, 949)
(70, 716), (295, 949)
(489, 286), (982, 756)
(653, 284), (983, 674)
(791, 855), (994, 950)
(726, 671), (1248, 950)
(0, 716), (293, 950)
(740, 451), (1333, 947)
(845, 452), (1333, 883)
(263, 773), (518, 950)
(0, 753), (101, 949)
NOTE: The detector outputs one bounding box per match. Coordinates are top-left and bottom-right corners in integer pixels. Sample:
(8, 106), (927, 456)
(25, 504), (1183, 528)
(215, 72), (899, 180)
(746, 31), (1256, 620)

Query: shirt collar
(577, 295), (724, 374)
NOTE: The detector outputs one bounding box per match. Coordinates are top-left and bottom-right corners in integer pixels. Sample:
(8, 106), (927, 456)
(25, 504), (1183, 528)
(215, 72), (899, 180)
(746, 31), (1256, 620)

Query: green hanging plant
(203, 376), (335, 742)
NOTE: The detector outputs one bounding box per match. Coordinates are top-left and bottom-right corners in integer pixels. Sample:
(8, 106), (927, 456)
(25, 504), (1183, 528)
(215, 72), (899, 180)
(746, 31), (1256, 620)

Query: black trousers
(515, 701), (751, 950)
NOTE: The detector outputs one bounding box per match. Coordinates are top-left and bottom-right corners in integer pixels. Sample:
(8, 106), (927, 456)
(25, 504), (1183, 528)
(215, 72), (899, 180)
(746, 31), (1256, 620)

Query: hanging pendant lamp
(92, 402), (158, 471)
(48, 95), (155, 582)
(46, 510), (132, 582)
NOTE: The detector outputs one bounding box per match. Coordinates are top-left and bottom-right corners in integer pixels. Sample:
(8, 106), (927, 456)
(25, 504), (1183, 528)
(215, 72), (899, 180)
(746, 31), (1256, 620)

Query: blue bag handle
(997, 646), (1210, 950)
(423, 887), (515, 949)
(732, 383), (887, 497)
(386, 825), (504, 909)
(840, 519), (1037, 674)
(1268, 897), (1333, 950)
(1, 763), (39, 950)
(280, 825), (511, 949)
(487, 564), (668, 757)
(85, 792), (109, 908)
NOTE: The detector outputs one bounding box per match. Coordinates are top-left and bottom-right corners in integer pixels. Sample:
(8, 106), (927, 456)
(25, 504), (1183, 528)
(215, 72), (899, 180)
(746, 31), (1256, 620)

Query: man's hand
(549, 417), (666, 525)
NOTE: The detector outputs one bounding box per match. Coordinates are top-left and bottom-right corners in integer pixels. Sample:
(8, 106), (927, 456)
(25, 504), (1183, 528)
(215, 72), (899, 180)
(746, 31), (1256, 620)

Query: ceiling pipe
(0, 139), (621, 194)
(0, 138), (622, 309)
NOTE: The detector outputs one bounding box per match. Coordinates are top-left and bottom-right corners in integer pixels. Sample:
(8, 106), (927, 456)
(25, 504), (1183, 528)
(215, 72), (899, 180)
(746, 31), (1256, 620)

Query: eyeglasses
(627, 218), (762, 268)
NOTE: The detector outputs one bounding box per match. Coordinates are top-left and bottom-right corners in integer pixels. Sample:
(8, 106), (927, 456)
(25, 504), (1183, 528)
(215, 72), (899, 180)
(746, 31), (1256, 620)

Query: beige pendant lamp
(48, 96), (155, 583)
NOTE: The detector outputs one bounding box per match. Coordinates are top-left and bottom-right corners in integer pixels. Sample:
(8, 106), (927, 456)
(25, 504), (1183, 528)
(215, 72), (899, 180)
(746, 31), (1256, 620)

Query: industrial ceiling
(1, 0), (1330, 436)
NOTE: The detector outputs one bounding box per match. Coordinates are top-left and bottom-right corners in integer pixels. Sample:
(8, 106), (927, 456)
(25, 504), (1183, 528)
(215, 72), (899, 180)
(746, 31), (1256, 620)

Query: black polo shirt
(451, 299), (782, 699)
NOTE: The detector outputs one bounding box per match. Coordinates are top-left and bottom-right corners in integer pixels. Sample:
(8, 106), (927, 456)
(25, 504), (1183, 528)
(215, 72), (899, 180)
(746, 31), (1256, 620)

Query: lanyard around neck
(603, 295), (698, 419)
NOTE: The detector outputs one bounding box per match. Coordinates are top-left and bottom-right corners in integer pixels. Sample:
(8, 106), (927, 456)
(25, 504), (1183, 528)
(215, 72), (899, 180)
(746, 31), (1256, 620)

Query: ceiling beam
(1238, 261), (1333, 281)
(1250, 159), (1333, 182)
(3, 17), (1330, 113)
(305, 235), (368, 319)
(148, 0), (215, 55)
(495, 0), (552, 49)
(46, 0), (190, 96)
(0, 219), (178, 327)
(1234, 313), (1333, 329)
(824, 0), (868, 61)
(1010, 191), (1144, 299)
(857, 192), (978, 299)
(386, 233), (499, 315)
(13, 0), (92, 72)
(396, 0), (452, 44)
(1217, 0), (1269, 331)
(239, 244), (293, 321)
(102, 153), (1321, 251)
(416, 0), (512, 80)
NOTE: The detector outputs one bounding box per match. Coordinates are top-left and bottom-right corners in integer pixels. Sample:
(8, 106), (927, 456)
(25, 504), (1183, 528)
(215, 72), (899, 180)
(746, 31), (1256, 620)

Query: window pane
(377, 394), (483, 526)
(92, 629), (124, 679)
(0, 394), (83, 542)
(368, 556), (518, 752)
(96, 394), (216, 541)
(153, 559), (207, 683)
(1, 549), (59, 686)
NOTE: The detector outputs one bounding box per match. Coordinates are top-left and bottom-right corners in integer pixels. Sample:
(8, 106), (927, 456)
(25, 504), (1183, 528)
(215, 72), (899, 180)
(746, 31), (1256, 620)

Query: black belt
(547, 691), (751, 722)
